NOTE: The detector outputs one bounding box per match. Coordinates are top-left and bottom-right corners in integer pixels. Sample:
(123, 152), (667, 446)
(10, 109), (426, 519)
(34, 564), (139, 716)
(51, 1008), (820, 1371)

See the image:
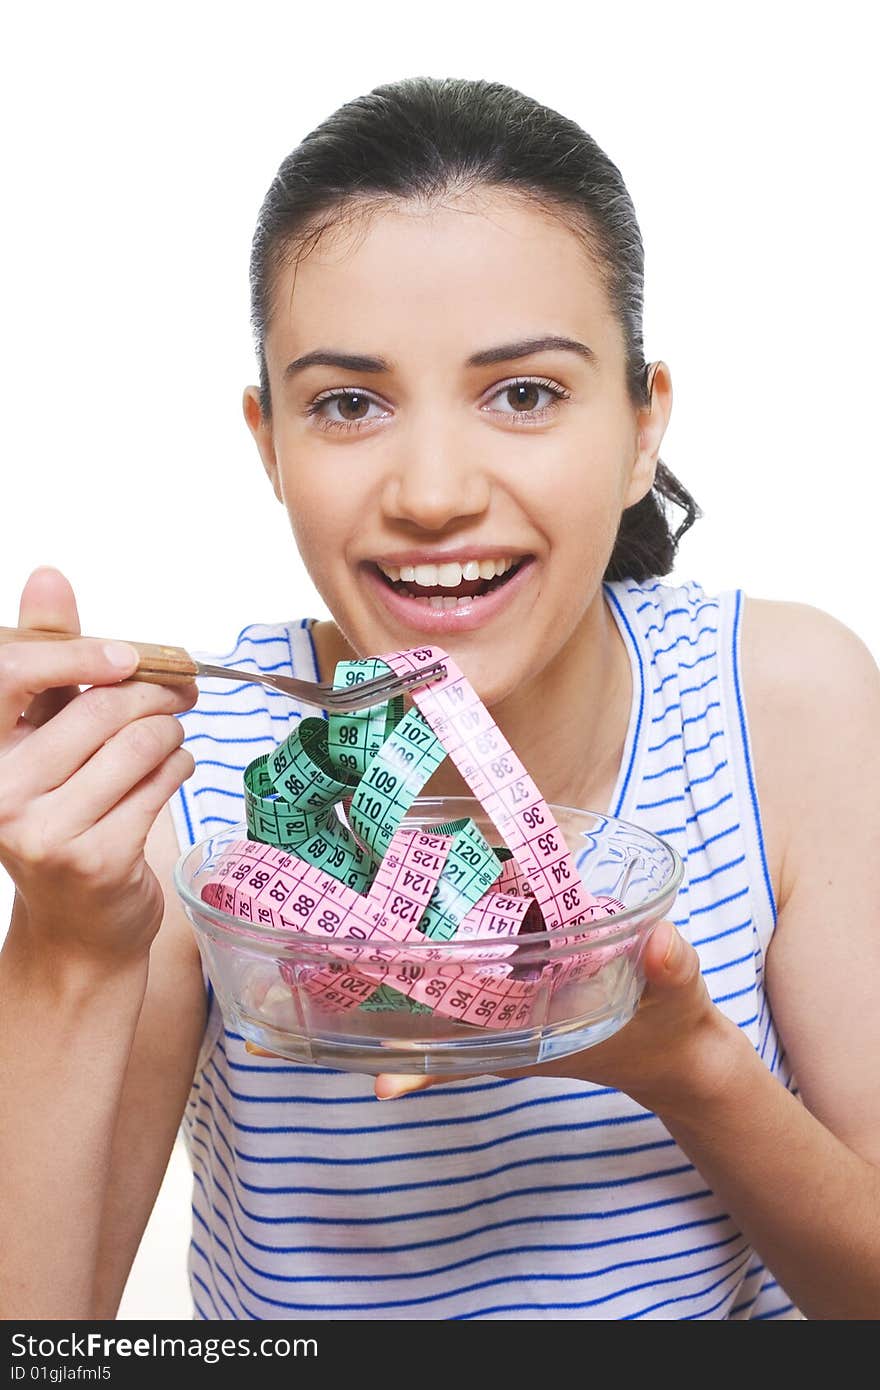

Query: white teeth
(437, 562), (463, 587)
(377, 557), (517, 586)
(411, 595), (478, 608)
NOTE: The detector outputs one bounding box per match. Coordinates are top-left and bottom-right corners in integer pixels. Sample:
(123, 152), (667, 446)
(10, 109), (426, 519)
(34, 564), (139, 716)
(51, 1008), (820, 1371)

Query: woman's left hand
(374, 919), (738, 1106)
(246, 920), (739, 1111)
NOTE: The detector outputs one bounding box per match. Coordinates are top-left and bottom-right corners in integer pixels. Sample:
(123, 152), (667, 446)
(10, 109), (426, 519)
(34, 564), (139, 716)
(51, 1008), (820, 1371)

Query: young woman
(1, 77), (878, 1322)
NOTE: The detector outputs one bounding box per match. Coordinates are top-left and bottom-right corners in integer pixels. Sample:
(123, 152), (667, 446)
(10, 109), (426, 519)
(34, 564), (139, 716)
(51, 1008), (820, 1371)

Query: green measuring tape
(243, 658), (504, 944)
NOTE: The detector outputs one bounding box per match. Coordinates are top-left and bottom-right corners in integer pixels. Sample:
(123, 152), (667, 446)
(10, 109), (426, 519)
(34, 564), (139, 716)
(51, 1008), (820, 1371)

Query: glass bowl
(173, 799), (683, 1076)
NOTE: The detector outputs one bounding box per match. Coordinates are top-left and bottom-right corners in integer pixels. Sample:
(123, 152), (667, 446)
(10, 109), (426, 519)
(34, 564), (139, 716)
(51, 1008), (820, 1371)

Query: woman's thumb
(643, 919), (699, 990)
(17, 566), (83, 728)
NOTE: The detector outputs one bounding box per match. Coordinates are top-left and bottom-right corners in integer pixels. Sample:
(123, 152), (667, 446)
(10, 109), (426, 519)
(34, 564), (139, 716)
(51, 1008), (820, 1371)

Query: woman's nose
(380, 421), (491, 530)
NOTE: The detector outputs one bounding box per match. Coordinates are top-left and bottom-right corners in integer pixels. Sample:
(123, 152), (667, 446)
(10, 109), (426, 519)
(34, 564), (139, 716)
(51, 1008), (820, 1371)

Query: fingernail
(376, 1076), (421, 1101)
(662, 923), (679, 970)
(103, 641), (138, 670)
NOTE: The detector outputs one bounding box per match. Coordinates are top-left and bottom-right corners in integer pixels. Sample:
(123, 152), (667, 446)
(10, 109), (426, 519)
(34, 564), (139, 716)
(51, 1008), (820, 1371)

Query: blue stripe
(643, 761), (684, 781)
(731, 590), (777, 924)
(688, 854), (745, 886)
(183, 704), (292, 720)
(651, 671), (677, 694)
(688, 886), (749, 917)
(701, 948), (755, 976)
(193, 1177), (732, 1260)
(187, 1130), (710, 1228)
(197, 1225), (749, 1315)
(686, 791), (733, 822)
(452, 1250), (748, 1320)
(191, 1244), (239, 1318)
(231, 1129), (677, 1169)
(636, 794), (685, 810)
(753, 1302), (796, 1319)
(193, 1197), (743, 1289)
(232, 1150), (688, 1199)
(712, 982), (756, 1005)
(190, 1271), (221, 1320)
(206, 1054), (518, 1106)
(206, 629), (292, 663)
(683, 701), (721, 728)
(190, 1201), (746, 1315)
(190, 1162), (719, 1252)
(647, 731), (679, 754)
(303, 618), (323, 683)
(676, 649), (718, 672)
(679, 673), (719, 698)
(175, 778), (197, 849)
(689, 823), (739, 854)
(687, 758), (727, 788)
(183, 732), (282, 746)
(604, 584), (645, 819)
(650, 702), (680, 724)
(652, 625), (719, 659)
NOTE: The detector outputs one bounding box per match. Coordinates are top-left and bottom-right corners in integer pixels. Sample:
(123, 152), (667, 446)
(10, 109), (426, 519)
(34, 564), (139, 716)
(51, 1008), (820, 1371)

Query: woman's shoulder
(739, 593), (879, 911)
(739, 593), (877, 725)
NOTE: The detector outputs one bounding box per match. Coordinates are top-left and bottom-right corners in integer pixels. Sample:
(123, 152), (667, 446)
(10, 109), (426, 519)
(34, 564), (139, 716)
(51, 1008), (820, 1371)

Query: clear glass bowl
(173, 799), (683, 1076)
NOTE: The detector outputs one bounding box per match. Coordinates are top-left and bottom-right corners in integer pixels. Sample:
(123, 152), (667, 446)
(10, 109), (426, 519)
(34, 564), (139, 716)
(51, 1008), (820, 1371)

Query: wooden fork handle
(0, 625), (199, 685)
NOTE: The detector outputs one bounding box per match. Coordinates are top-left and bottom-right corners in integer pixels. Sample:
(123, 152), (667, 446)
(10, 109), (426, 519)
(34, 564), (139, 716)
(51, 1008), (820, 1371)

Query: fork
(0, 626), (447, 714)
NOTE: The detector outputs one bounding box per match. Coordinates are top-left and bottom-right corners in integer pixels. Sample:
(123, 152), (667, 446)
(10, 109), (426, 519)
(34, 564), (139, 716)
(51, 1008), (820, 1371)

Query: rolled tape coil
(201, 646), (629, 1030)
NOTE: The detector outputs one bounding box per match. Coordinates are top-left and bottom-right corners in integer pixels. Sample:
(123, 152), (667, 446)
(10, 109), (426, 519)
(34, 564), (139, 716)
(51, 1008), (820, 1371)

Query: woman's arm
(0, 895), (151, 1318)
(671, 596), (880, 1319)
(90, 802), (208, 1318)
(620, 598), (880, 1319)
(0, 809), (205, 1322)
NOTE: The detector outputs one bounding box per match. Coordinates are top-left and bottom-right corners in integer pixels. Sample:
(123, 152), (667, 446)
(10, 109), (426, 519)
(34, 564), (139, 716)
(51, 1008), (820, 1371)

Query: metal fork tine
(328, 660), (447, 711)
(191, 657), (447, 711)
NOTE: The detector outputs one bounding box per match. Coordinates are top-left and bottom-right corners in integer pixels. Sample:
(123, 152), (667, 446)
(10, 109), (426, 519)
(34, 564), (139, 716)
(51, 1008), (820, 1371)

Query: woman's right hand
(0, 566), (199, 970)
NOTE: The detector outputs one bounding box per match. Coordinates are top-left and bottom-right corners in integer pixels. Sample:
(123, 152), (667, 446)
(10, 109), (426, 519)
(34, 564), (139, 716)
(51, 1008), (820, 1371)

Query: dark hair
(249, 76), (699, 582)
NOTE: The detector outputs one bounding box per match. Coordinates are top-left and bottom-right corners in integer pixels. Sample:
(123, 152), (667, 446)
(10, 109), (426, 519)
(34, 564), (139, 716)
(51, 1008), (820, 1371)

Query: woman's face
(245, 190), (670, 704)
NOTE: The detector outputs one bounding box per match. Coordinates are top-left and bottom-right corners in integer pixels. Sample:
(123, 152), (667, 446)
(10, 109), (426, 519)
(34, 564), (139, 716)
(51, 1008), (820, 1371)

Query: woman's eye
(309, 391), (389, 429)
(485, 380), (566, 416)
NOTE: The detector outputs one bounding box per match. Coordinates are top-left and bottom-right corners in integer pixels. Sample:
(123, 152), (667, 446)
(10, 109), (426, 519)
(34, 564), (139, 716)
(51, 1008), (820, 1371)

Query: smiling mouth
(371, 558), (529, 605)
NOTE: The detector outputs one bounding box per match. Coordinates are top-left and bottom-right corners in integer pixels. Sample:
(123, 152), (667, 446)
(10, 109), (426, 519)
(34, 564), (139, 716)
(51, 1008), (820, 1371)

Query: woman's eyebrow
(466, 335), (597, 368)
(283, 335), (596, 380)
(284, 349), (388, 378)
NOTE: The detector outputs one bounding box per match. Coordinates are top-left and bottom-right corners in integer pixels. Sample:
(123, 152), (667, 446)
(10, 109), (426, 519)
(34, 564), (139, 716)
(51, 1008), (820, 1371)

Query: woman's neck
(310, 591), (632, 817)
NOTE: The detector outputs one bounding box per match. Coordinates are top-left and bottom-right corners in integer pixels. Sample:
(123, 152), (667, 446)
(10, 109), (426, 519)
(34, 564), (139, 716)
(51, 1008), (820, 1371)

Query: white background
(1, 0), (877, 1320)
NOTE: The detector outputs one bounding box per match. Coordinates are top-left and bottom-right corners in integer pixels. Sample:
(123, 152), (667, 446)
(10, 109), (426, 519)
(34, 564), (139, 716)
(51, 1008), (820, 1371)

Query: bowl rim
(172, 801), (685, 953)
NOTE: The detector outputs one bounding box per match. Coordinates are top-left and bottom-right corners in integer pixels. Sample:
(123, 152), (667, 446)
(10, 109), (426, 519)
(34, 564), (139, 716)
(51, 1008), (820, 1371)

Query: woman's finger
(244, 1042), (285, 1058)
(375, 1074), (442, 1100)
(42, 708), (194, 840)
(0, 633), (140, 743)
(71, 742), (196, 860)
(16, 566), (85, 728)
(0, 664), (194, 804)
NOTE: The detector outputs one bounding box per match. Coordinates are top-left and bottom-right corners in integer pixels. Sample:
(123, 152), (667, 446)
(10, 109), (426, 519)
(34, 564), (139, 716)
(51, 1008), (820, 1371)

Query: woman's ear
(243, 385), (284, 504)
(623, 361), (673, 508)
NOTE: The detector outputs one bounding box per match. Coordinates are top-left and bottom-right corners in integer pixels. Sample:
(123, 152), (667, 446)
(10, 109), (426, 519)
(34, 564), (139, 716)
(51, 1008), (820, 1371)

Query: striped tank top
(168, 577), (801, 1320)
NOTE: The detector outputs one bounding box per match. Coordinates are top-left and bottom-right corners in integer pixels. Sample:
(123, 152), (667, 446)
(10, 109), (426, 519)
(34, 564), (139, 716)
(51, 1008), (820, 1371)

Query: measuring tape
(200, 646), (628, 1030)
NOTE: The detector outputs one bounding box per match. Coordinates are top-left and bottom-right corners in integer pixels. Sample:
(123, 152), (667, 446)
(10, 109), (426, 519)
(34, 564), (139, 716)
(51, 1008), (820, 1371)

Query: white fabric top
(168, 578), (801, 1320)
